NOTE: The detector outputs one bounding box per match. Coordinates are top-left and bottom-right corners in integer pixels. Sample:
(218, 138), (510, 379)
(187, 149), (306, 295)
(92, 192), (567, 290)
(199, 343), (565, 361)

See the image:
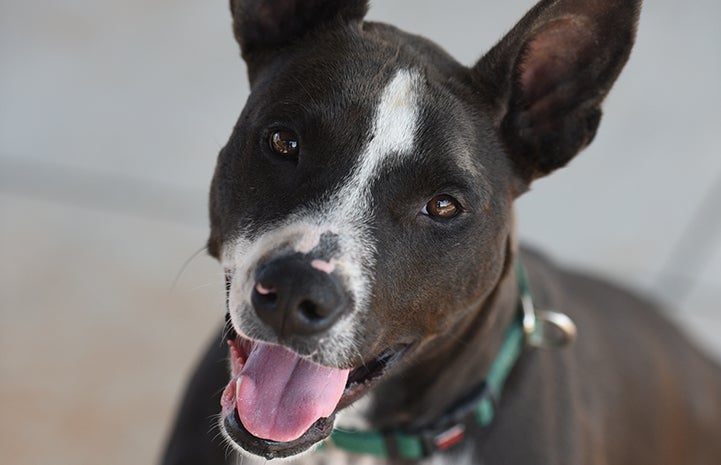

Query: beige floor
(1, 1), (720, 465)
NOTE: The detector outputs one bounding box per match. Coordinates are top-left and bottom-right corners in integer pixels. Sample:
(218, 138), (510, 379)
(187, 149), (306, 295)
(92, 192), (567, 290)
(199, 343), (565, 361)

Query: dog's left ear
(230, 0), (369, 82)
(474, 0), (641, 184)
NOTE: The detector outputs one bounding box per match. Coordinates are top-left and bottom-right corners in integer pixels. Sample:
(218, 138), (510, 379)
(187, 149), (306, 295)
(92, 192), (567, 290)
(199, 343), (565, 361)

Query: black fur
(230, 0), (369, 83)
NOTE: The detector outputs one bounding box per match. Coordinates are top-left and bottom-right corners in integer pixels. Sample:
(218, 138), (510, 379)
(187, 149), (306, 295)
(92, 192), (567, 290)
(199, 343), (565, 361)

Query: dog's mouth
(220, 313), (409, 459)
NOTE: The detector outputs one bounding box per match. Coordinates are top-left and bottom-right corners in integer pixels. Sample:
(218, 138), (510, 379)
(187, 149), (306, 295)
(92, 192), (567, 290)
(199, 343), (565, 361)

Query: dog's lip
(224, 408), (336, 460)
(337, 344), (410, 409)
(222, 312), (412, 455)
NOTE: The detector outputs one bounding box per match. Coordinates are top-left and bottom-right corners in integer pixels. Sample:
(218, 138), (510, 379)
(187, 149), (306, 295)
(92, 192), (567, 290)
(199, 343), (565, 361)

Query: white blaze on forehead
(369, 68), (421, 162)
(333, 68), (421, 221)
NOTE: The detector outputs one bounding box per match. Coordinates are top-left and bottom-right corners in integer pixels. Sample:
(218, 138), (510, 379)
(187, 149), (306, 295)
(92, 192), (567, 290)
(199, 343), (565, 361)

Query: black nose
(251, 255), (347, 339)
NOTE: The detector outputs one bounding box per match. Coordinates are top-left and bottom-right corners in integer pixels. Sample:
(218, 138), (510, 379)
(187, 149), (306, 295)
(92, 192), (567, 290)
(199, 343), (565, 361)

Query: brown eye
(423, 194), (461, 219)
(269, 129), (299, 156)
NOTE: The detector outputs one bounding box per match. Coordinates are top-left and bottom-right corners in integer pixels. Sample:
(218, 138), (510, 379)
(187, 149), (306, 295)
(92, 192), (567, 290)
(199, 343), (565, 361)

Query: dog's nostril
(259, 292), (277, 303)
(253, 282), (278, 305)
(298, 300), (323, 321)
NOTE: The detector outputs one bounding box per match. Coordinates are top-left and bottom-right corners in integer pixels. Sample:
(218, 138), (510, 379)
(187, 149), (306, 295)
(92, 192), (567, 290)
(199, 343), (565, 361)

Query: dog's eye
(269, 129), (299, 157)
(422, 195), (461, 219)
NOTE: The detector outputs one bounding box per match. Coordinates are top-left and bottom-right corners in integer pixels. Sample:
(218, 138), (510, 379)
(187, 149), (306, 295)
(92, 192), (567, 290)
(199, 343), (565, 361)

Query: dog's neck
(364, 239), (520, 430)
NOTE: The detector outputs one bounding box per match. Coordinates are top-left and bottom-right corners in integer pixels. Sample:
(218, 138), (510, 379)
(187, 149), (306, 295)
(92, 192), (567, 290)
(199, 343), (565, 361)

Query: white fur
(332, 69), (421, 222)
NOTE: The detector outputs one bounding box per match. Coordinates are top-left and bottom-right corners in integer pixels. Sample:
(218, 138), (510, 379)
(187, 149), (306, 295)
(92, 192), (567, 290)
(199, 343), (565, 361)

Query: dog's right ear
(230, 0), (368, 81)
(473, 0), (641, 186)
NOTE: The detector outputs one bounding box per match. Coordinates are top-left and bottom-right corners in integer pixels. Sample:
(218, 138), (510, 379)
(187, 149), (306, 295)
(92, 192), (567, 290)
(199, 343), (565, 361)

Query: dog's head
(209, 0), (640, 459)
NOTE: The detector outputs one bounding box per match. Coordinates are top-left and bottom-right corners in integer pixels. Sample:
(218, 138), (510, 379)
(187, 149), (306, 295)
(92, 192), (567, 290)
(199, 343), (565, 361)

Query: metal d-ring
(517, 260), (577, 348)
(520, 286), (577, 348)
(529, 309), (577, 348)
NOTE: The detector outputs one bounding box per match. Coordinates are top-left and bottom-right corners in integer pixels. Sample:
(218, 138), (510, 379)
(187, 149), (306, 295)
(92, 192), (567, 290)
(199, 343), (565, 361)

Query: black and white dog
(161, 0), (721, 463)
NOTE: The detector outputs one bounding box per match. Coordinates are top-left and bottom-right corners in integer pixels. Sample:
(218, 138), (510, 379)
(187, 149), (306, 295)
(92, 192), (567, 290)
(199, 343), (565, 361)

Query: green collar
(318, 261), (538, 460)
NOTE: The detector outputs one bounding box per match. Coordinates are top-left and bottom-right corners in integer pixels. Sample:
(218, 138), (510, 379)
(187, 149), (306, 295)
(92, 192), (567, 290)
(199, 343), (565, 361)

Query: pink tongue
(235, 342), (350, 443)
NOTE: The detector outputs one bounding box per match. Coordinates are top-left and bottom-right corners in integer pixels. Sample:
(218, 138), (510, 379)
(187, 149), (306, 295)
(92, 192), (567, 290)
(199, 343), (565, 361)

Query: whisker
(170, 245), (209, 292)
(185, 281), (222, 292)
(354, 347), (369, 372)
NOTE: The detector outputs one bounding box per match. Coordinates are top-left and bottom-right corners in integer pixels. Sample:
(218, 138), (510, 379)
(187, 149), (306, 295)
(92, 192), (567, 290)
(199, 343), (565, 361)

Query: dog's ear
(474, 0), (641, 183)
(229, 0), (368, 78)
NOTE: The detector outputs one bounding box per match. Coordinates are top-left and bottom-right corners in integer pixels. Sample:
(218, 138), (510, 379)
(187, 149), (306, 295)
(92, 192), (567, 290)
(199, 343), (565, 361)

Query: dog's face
(209, 0), (639, 459)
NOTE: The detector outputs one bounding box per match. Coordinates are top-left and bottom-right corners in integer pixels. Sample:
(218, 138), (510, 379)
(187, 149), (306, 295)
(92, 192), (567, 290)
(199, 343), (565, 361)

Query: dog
(160, 0), (721, 463)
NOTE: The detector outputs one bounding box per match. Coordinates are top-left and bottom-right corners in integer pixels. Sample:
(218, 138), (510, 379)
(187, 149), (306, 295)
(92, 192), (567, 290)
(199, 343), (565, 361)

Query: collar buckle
(416, 381), (495, 456)
(421, 424), (466, 453)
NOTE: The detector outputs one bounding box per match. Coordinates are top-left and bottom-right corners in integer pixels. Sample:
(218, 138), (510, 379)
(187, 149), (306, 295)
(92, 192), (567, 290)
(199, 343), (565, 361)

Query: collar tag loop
(517, 261), (577, 348)
(529, 309), (577, 348)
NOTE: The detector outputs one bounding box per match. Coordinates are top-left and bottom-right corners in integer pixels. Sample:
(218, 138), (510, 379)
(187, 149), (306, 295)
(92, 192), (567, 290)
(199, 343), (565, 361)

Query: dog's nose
(251, 255), (347, 339)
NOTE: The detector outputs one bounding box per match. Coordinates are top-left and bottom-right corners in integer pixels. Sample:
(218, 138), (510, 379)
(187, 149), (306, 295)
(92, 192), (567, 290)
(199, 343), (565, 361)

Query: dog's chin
(223, 409), (335, 460)
(221, 313), (410, 460)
